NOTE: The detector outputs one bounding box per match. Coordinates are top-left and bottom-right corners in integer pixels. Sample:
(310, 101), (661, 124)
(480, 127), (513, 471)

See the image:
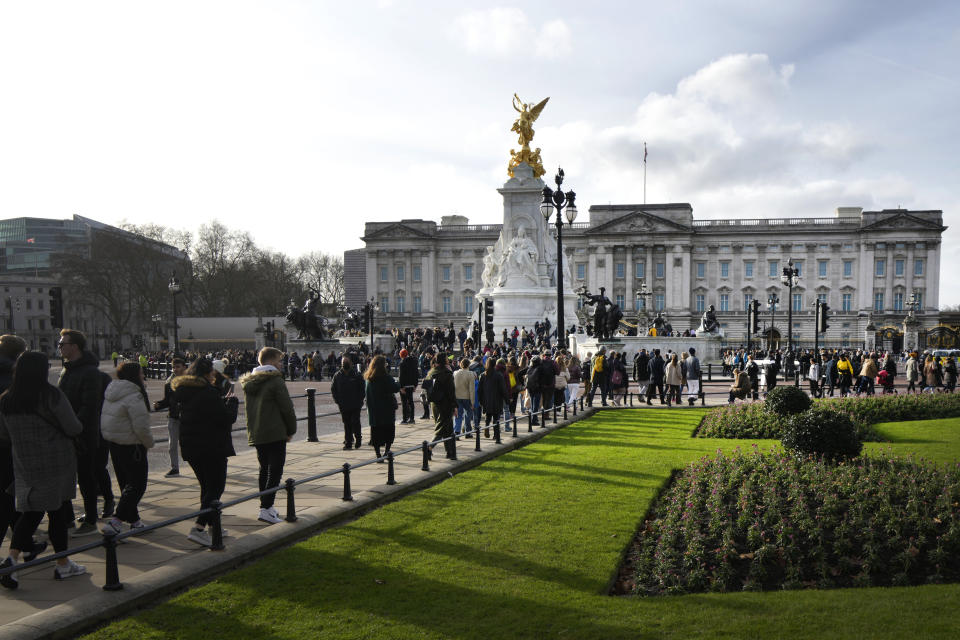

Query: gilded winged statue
(508, 94), (549, 178)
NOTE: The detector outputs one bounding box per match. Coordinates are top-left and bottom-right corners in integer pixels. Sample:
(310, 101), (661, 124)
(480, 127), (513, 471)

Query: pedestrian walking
(364, 354), (400, 461)
(0, 352), (87, 587)
(241, 347), (297, 525)
(478, 357), (508, 439)
(397, 349), (419, 424)
(99, 363), (154, 536)
(174, 358), (239, 547)
(153, 357), (187, 477)
(331, 357), (365, 450)
(453, 359), (476, 436)
(424, 354), (457, 459)
(56, 329), (103, 537)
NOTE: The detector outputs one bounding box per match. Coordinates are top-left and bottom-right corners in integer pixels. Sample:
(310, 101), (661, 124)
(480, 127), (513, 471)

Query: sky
(1, 1), (958, 300)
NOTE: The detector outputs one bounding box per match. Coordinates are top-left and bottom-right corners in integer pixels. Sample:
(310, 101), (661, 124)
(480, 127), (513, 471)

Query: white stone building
(355, 205), (944, 350)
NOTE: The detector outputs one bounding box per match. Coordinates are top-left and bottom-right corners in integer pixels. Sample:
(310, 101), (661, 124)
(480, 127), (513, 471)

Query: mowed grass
(85, 409), (960, 640)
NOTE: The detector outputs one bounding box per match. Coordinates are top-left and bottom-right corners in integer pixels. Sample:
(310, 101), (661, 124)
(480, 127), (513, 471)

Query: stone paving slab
(0, 400), (610, 640)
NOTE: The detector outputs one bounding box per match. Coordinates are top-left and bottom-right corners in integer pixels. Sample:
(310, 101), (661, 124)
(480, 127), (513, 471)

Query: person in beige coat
(665, 353), (683, 404)
(100, 363), (154, 536)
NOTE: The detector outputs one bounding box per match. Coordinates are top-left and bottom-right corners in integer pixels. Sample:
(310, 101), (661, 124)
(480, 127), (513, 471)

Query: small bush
(764, 386), (812, 416)
(781, 405), (862, 461)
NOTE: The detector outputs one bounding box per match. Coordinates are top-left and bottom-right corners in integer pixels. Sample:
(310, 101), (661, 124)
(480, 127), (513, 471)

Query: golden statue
(508, 94), (549, 178)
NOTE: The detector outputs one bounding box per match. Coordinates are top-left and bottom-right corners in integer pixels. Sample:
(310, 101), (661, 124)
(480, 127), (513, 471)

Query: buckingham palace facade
(354, 204), (944, 348)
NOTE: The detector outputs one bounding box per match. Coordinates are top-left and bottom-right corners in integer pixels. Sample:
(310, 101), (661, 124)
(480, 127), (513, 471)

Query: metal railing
(0, 393), (592, 591)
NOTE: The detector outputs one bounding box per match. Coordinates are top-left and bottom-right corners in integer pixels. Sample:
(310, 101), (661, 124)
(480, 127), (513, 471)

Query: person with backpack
(478, 357), (508, 439)
(646, 349), (665, 405)
(424, 354), (457, 459)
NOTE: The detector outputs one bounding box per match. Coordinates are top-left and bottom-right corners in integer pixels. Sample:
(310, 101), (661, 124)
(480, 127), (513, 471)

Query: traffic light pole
(814, 300), (820, 357)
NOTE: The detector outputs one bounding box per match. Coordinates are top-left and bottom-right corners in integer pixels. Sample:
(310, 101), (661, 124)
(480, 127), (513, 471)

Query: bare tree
(298, 251), (345, 305)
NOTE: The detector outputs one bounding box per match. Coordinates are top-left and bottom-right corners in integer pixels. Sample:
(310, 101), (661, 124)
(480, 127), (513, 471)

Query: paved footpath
(0, 365), (735, 639)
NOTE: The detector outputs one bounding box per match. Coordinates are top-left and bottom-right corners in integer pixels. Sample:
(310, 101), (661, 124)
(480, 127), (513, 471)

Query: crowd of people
(0, 331), (298, 590)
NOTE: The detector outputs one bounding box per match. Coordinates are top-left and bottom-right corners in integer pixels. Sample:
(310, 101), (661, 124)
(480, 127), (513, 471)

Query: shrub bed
(623, 449), (960, 596)
(696, 392), (960, 440)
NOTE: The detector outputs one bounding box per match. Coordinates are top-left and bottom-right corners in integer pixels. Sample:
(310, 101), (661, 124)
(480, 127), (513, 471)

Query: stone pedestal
(903, 315), (920, 352)
(575, 335), (724, 365)
(477, 162), (578, 334)
(287, 339), (343, 357)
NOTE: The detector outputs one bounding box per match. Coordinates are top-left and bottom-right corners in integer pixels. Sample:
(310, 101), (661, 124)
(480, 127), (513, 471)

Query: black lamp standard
(781, 259), (800, 353)
(540, 167), (578, 347)
(168, 273), (182, 355)
(767, 293), (780, 351)
(635, 280), (652, 333)
(364, 297), (379, 353)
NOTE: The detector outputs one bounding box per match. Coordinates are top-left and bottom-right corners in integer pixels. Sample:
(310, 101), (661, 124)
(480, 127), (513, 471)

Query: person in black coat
(646, 349), (666, 405)
(478, 358), (508, 439)
(397, 349), (419, 424)
(173, 358), (239, 547)
(56, 329), (104, 535)
(331, 357), (366, 450)
(364, 355), (400, 460)
(424, 354), (457, 459)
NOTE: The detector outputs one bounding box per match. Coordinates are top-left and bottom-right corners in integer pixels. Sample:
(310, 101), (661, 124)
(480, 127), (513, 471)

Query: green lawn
(85, 410), (960, 639)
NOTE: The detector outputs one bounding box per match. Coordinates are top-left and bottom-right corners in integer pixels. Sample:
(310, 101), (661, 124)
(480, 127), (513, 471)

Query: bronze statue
(508, 94), (549, 178)
(286, 289), (329, 340)
(580, 286), (623, 341)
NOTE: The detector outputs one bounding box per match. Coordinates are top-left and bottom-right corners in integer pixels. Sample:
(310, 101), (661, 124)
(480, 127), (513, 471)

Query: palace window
(654, 294), (665, 310)
(720, 262), (729, 278)
(695, 294), (704, 312)
(842, 293), (852, 312)
(843, 260), (853, 277)
(463, 296), (473, 314)
(441, 266), (451, 282)
(817, 293), (827, 305)
(413, 296), (422, 313)
(792, 293), (802, 312)
(656, 262), (665, 278)
(769, 261), (778, 278)
(793, 261), (803, 277)
(577, 263), (586, 280)
(744, 261), (754, 277)
(615, 263), (625, 279)
(635, 263), (645, 279)
(874, 292), (884, 312)
(818, 260), (827, 277)
(893, 291), (903, 311)
(875, 259), (885, 277)
(380, 296), (389, 313)
(412, 265), (421, 282)
(380, 266), (388, 282)
(915, 259), (924, 276)
(895, 260), (904, 277)
(615, 294), (625, 309)
(696, 262), (705, 279)
(396, 296), (405, 313)
(743, 293), (753, 310)
(442, 296), (451, 313)
(463, 265), (473, 282)
(396, 265), (404, 282)
(719, 294), (729, 312)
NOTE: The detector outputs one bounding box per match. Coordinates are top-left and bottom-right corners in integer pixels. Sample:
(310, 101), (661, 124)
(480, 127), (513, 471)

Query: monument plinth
(477, 162), (578, 335)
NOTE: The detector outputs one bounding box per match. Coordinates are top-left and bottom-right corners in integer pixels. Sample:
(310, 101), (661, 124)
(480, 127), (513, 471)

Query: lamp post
(364, 297), (379, 353)
(635, 280), (652, 334)
(767, 293), (780, 351)
(540, 167), (577, 347)
(168, 273), (182, 355)
(780, 259), (800, 353)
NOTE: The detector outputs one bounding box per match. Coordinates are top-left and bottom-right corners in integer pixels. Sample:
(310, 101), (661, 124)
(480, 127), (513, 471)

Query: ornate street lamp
(767, 293), (780, 351)
(364, 296), (380, 353)
(540, 167), (577, 346)
(635, 280), (652, 332)
(780, 259), (800, 352)
(168, 273), (182, 355)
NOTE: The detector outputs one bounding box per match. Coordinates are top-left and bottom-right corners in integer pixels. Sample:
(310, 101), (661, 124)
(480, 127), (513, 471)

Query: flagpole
(643, 142), (647, 204)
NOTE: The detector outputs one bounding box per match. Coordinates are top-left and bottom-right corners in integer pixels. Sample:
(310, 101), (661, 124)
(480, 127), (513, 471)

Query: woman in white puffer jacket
(100, 363), (154, 535)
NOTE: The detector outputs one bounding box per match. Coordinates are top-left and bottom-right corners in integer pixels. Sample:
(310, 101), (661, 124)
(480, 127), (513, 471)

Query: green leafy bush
(696, 392), (960, 440)
(765, 386), (812, 416)
(781, 406), (862, 461)
(628, 449), (960, 596)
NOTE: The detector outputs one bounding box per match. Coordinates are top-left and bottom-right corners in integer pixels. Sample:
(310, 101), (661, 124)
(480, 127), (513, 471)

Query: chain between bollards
(284, 478), (297, 522)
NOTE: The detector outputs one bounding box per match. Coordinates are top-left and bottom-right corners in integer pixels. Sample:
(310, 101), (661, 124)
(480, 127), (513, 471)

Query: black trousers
(0, 446), (19, 545)
(340, 408), (362, 446)
(75, 446), (99, 523)
(255, 440), (287, 510)
(400, 387), (416, 421)
(646, 379), (665, 402)
(12, 501), (72, 553)
(188, 456), (228, 528)
(588, 376), (609, 405)
(109, 442), (148, 523)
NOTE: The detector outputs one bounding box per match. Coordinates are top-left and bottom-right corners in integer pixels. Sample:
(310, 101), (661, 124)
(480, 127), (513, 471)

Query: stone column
(588, 248), (598, 292)
(884, 244), (894, 315)
(906, 243), (915, 299)
(928, 241), (940, 309)
(859, 242), (873, 312)
(423, 250), (435, 313)
(680, 245), (691, 311)
(604, 248), (615, 294)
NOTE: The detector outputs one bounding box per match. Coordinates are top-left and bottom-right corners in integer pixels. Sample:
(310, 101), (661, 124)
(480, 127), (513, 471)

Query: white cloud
(451, 8), (571, 59)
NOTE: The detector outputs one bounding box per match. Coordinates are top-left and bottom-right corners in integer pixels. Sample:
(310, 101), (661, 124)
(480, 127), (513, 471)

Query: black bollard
(102, 535), (123, 591)
(342, 463), (354, 501)
(512, 413), (518, 437)
(475, 424), (481, 451)
(284, 478), (297, 522)
(306, 388), (318, 442)
(421, 441), (430, 471)
(387, 451), (396, 485)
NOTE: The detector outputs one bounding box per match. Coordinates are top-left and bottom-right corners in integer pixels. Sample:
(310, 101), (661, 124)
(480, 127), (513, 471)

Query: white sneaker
(258, 508), (283, 524)
(187, 527), (212, 547)
(53, 560), (87, 580)
(267, 506), (280, 519)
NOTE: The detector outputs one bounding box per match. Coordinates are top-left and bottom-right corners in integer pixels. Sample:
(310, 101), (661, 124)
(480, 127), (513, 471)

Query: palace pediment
(860, 212), (945, 232)
(363, 223), (434, 241)
(586, 210), (691, 235)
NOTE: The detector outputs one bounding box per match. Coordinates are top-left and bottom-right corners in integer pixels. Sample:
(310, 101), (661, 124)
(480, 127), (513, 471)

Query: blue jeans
(455, 399), (473, 434)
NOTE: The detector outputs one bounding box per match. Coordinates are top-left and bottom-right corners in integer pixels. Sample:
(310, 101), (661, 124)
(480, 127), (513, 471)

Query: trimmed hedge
(782, 406), (862, 461)
(765, 386), (812, 417)
(697, 392), (960, 441)
(627, 450), (960, 595)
